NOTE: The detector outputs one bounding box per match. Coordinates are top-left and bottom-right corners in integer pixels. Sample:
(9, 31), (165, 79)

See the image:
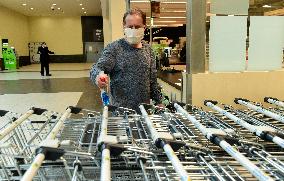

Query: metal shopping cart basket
(1, 99), (284, 181)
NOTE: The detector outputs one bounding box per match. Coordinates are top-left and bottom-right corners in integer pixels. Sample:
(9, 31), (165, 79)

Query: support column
(101, 0), (126, 47)
(183, 0), (206, 103)
(125, 0), (130, 11)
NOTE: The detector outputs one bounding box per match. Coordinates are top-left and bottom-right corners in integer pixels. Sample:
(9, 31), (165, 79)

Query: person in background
(37, 42), (54, 76)
(160, 49), (170, 67)
(90, 8), (162, 112)
(168, 41), (175, 48)
(179, 41), (186, 63)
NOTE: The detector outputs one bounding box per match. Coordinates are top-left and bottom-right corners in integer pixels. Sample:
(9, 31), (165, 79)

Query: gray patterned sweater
(90, 38), (161, 112)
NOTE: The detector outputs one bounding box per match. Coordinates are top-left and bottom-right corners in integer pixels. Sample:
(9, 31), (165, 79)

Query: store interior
(0, 0), (283, 108)
(0, 1), (284, 180)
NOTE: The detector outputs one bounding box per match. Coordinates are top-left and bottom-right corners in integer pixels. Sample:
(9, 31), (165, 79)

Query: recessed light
(30, 7), (34, 10)
(52, 3), (57, 6)
(58, 7), (61, 10)
(84, 11), (87, 14)
(80, 4), (83, 6)
(263, 5), (271, 8)
(22, 3), (27, 6)
(82, 7), (85, 10)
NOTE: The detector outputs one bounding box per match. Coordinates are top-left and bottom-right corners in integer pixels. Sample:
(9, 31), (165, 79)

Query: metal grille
(0, 99), (284, 181)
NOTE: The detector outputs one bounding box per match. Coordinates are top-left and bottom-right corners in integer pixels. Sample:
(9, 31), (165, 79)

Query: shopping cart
(1, 97), (284, 181)
(0, 107), (58, 180)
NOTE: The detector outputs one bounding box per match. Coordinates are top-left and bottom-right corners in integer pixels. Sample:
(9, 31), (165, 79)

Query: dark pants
(40, 61), (49, 75)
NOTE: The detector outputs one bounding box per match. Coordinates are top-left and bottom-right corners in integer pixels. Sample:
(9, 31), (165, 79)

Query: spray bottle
(99, 71), (110, 106)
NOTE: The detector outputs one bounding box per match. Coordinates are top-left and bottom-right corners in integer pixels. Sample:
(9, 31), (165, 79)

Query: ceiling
(249, 0), (284, 15)
(0, 0), (282, 22)
(130, 0), (284, 27)
(0, 0), (102, 16)
(130, 0), (187, 27)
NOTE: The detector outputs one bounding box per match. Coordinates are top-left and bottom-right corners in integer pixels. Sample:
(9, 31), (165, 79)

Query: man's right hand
(96, 73), (109, 89)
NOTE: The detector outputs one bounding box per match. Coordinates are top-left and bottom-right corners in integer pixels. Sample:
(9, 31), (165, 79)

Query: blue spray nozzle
(101, 90), (110, 106)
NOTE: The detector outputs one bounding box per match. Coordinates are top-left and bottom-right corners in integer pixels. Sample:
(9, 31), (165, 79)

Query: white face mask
(124, 28), (144, 45)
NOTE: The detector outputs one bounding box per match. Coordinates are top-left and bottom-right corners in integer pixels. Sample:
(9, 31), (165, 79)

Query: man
(180, 41), (186, 63)
(90, 9), (161, 112)
(37, 42), (54, 76)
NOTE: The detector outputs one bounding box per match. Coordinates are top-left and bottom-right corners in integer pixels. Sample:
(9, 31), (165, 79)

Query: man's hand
(96, 73), (109, 89)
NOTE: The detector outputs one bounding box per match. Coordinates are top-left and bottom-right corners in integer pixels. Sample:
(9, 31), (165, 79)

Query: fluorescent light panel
(147, 24), (183, 27)
(146, 17), (186, 19)
(263, 5), (272, 8)
(131, 0), (186, 3)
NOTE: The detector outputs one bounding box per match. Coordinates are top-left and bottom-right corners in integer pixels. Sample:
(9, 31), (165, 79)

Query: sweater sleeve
(90, 43), (117, 85)
(149, 48), (162, 104)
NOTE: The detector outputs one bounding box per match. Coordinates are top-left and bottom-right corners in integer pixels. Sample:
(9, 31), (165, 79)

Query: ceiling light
(162, 2), (186, 4)
(154, 20), (178, 23)
(160, 17), (186, 19)
(30, 7), (34, 10)
(147, 17), (186, 19)
(82, 7), (85, 10)
(80, 4), (83, 6)
(22, 3), (27, 6)
(163, 10), (186, 13)
(58, 7), (61, 10)
(84, 11), (87, 14)
(131, 0), (186, 3)
(131, 0), (149, 2)
(263, 5), (271, 8)
(147, 24), (184, 27)
(52, 3), (57, 6)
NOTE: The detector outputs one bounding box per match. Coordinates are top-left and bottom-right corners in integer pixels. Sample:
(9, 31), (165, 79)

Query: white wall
(0, 5), (29, 56)
(29, 16), (83, 55)
(192, 71), (284, 110)
(101, 0), (125, 46)
(0, 7), (83, 56)
(247, 16), (284, 71)
(209, 16), (247, 72)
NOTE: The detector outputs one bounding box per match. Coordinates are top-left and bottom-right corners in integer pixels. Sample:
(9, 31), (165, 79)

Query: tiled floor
(0, 63), (103, 115)
(0, 92), (82, 113)
(4, 62), (282, 115)
(18, 63), (93, 71)
(0, 71), (90, 80)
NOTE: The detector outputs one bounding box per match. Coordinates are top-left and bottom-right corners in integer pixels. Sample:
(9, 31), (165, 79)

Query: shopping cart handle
(156, 139), (186, 151)
(108, 105), (118, 112)
(174, 101), (186, 107)
(0, 110), (9, 117)
(204, 100), (218, 106)
(209, 134), (239, 146)
(168, 140), (186, 151)
(248, 147), (262, 155)
(109, 144), (127, 156)
(264, 97), (278, 103)
(31, 107), (47, 115)
(35, 146), (65, 161)
(276, 132), (284, 139)
(73, 160), (83, 172)
(100, 143), (126, 156)
(222, 136), (240, 145)
(194, 151), (207, 159)
(68, 106), (82, 114)
(234, 98), (249, 104)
